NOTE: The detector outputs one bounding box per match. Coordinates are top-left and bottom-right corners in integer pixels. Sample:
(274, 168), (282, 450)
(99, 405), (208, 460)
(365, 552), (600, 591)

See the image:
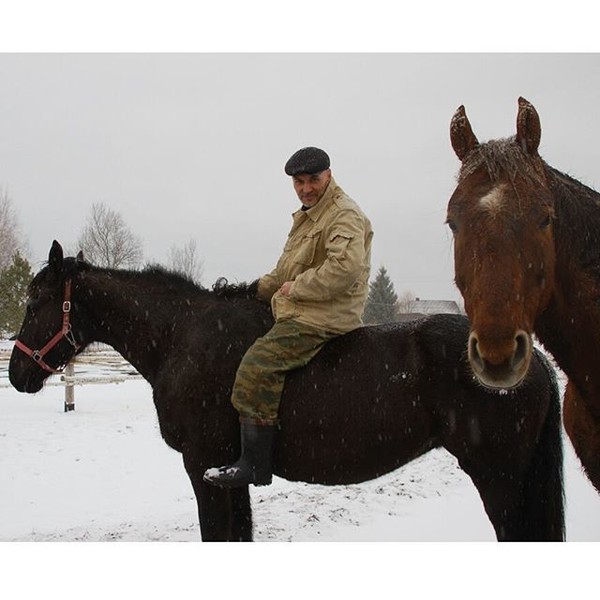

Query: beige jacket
(257, 177), (373, 334)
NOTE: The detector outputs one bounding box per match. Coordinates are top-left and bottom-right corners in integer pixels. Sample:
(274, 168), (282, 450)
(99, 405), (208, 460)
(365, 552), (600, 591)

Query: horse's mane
(32, 258), (260, 303)
(116, 265), (260, 302)
(140, 264), (207, 295)
(547, 167), (600, 276)
(458, 137), (547, 185)
(212, 277), (260, 300)
(547, 166), (600, 204)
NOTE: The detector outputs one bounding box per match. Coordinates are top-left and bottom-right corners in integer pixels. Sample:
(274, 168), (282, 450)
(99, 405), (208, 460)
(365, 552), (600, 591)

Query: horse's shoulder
(411, 313), (470, 361)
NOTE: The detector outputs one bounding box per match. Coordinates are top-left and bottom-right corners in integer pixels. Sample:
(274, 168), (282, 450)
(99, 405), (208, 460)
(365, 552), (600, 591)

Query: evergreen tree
(0, 251), (32, 337)
(362, 265), (399, 324)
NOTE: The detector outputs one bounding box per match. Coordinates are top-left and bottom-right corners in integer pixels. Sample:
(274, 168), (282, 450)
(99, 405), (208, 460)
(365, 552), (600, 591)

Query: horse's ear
(450, 105), (479, 161)
(76, 250), (85, 263)
(48, 240), (64, 275)
(516, 97), (541, 155)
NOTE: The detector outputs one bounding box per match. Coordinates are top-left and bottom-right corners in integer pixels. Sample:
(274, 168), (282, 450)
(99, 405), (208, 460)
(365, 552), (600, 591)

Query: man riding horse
(203, 147), (374, 488)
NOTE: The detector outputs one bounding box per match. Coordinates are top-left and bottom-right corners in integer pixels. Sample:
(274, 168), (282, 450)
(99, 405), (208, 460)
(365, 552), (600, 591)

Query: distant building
(396, 298), (464, 321)
(406, 298), (463, 315)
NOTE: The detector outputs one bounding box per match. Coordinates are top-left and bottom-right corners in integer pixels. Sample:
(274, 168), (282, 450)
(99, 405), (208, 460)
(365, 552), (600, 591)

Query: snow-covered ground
(2, 343), (599, 596)
(2, 345), (599, 543)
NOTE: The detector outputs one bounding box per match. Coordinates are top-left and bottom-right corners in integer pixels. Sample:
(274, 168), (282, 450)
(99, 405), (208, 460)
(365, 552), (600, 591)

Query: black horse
(9, 241), (565, 541)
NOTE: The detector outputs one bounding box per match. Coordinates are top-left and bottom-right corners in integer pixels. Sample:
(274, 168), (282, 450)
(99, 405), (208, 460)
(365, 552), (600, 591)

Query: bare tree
(76, 202), (143, 268)
(396, 290), (416, 315)
(0, 187), (28, 270)
(167, 238), (204, 284)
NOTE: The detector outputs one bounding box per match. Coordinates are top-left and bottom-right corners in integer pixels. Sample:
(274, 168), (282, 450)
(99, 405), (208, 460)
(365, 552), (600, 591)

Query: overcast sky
(2, 53), (599, 303)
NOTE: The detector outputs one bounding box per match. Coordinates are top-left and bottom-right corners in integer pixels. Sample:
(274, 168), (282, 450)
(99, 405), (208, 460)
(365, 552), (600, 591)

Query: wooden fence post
(64, 362), (75, 412)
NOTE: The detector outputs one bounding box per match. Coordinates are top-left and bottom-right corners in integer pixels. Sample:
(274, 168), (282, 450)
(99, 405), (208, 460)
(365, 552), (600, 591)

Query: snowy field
(1, 343), (599, 597)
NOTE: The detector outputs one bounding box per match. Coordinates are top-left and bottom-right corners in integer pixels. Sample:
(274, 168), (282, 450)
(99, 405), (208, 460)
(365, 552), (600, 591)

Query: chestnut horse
(447, 96), (600, 493)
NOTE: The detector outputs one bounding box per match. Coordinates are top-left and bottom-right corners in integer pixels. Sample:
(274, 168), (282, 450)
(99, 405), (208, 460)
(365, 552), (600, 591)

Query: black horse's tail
(521, 350), (565, 541)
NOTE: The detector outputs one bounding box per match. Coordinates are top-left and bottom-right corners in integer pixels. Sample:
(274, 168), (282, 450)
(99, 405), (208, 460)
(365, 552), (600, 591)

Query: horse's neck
(76, 270), (271, 386)
(538, 169), (600, 395)
(78, 271), (180, 382)
(537, 293), (600, 393)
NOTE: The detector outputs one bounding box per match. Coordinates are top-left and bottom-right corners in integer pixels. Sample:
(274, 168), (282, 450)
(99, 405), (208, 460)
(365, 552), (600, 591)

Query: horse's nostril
(469, 334), (479, 356)
(468, 333), (484, 371)
(513, 331), (530, 366)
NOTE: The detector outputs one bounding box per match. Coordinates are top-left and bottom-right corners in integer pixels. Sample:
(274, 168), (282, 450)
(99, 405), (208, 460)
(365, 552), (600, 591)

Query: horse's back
(275, 313), (559, 485)
(275, 315), (468, 484)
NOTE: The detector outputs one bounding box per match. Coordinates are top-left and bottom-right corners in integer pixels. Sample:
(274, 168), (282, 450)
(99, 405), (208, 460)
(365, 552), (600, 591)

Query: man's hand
(279, 281), (294, 297)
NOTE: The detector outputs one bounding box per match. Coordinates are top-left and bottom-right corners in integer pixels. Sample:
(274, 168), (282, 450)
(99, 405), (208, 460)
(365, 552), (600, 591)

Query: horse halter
(14, 279), (80, 374)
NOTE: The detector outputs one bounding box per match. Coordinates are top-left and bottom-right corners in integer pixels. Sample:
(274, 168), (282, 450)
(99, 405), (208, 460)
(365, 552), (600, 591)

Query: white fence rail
(0, 343), (142, 411)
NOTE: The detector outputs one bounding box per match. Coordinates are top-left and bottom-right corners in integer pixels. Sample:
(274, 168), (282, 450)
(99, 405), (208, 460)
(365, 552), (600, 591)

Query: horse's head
(447, 97), (556, 389)
(9, 241), (89, 393)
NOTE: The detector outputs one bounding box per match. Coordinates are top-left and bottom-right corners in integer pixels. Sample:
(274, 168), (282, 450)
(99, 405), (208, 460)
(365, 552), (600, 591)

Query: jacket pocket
(272, 292), (298, 320)
(294, 231), (320, 266)
(328, 231), (354, 260)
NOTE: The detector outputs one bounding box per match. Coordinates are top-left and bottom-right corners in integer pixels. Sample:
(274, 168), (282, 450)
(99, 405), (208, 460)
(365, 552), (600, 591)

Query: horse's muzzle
(468, 329), (532, 389)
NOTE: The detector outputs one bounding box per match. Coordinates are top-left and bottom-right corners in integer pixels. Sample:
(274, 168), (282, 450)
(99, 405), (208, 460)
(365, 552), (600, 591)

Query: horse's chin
(471, 364), (529, 391)
(9, 372), (46, 394)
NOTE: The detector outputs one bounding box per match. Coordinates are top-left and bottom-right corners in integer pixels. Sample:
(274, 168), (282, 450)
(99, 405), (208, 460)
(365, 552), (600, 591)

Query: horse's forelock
(63, 256), (89, 275)
(28, 255), (91, 292)
(458, 137), (546, 186)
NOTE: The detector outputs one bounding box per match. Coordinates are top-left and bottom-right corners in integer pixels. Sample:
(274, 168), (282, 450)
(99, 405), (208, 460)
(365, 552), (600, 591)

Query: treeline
(0, 190), (204, 338)
(0, 251), (31, 336)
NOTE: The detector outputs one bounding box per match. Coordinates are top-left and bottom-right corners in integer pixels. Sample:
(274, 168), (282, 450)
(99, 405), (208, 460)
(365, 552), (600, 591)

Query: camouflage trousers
(231, 319), (339, 424)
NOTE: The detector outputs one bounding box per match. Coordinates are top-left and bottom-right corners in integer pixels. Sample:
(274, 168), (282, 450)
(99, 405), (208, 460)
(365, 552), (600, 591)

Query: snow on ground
(0, 346), (600, 597)
(0, 376), (494, 543)
(1, 345), (599, 544)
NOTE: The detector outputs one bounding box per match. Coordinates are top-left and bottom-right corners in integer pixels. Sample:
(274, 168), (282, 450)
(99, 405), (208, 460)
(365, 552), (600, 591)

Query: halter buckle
(63, 300), (71, 313)
(32, 350), (43, 362)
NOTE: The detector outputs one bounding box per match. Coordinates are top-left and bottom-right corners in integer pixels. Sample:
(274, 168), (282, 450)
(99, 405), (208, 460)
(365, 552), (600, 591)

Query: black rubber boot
(203, 421), (277, 488)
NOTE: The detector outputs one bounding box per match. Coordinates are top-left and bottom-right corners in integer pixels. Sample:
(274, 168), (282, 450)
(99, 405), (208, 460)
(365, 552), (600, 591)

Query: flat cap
(284, 147), (330, 176)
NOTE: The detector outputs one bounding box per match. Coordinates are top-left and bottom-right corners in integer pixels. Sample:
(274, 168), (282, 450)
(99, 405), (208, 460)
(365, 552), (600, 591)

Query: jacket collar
(293, 176), (338, 223)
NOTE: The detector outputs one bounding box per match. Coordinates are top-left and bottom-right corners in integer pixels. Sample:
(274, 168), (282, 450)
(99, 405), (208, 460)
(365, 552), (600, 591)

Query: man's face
(292, 169), (331, 208)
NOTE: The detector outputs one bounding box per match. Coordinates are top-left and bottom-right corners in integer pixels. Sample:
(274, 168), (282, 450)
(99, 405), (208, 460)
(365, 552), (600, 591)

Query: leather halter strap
(14, 280), (80, 374)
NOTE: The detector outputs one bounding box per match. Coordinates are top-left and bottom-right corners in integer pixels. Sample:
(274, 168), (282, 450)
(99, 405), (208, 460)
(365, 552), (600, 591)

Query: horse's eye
(539, 215), (552, 229)
(446, 218), (458, 234)
(26, 292), (43, 311)
(26, 296), (39, 311)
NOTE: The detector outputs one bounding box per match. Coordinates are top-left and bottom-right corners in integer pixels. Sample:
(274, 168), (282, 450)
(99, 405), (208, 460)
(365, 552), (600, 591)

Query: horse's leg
(455, 460), (517, 541)
(459, 464), (541, 541)
(229, 485), (253, 541)
(485, 365), (565, 541)
(454, 389), (564, 542)
(187, 469), (253, 542)
(563, 381), (600, 494)
(461, 456), (564, 542)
